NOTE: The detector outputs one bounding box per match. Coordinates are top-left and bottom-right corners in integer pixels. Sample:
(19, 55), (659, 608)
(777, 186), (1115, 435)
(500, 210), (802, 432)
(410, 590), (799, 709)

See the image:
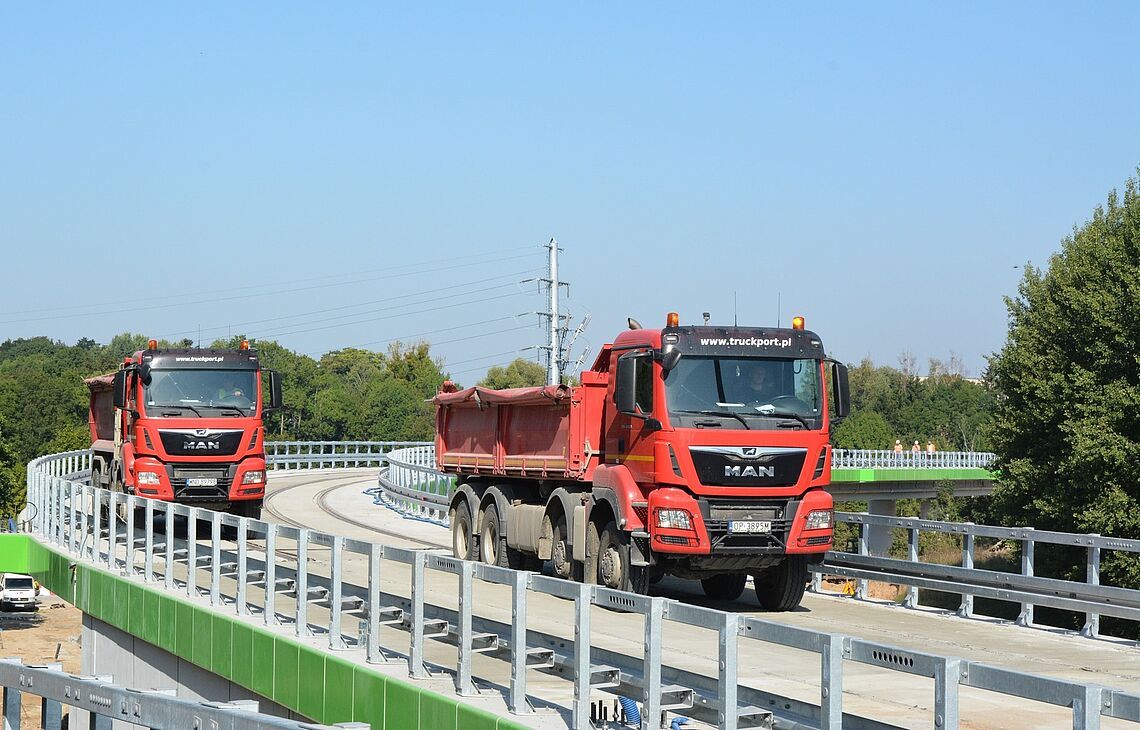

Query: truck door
(607, 349), (658, 482)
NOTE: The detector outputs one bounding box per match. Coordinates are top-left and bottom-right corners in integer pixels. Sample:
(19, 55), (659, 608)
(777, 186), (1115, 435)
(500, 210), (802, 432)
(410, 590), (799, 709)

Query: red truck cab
(86, 340), (282, 518)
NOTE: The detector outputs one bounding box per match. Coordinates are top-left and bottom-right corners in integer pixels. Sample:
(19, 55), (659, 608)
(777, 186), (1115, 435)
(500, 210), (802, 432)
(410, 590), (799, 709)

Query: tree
(987, 170), (1140, 585)
(832, 411), (894, 450)
(478, 358), (547, 389)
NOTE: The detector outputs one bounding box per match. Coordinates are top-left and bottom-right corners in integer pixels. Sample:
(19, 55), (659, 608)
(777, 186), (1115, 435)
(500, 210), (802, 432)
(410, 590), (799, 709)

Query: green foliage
(833, 411), (893, 449)
(987, 170), (1140, 587)
(835, 357), (993, 451)
(478, 358), (547, 389)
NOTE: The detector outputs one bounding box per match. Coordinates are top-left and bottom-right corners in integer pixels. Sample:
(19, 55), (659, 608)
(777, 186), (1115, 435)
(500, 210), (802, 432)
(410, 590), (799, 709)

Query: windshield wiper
(749, 408), (811, 429)
(157, 404), (203, 417)
(672, 409), (752, 430)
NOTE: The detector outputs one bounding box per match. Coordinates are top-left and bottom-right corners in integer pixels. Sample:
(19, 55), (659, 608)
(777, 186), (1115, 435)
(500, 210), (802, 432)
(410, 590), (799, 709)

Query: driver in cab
(215, 377), (245, 402)
(739, 363), (781, 405)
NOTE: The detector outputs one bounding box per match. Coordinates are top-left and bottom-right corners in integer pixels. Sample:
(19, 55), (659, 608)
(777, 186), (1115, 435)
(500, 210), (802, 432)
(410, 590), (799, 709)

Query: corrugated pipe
(619, 696), (641, 726)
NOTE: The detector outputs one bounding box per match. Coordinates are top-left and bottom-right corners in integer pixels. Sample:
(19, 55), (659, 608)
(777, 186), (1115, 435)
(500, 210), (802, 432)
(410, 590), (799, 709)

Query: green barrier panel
(0, 535), (526, 730)
(831, 467), (993, 484)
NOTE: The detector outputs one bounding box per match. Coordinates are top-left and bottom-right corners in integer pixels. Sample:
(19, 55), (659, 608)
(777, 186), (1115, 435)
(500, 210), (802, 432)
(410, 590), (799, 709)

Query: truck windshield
(663, 356), (823, 429)
(5, 577), (34, 590)
(144, 369), (257, 416)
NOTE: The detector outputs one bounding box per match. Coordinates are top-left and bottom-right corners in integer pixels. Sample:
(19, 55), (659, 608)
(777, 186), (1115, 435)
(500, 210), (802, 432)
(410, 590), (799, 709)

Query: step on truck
(85, 339), (282, 519)
(434, 313), (849, 609)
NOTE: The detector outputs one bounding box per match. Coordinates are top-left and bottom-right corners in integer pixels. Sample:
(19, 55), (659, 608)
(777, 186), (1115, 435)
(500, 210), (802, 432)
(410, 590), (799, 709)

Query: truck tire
(551, 514), (577, 580)
(232, 500), (262, 520)
(752, 556), (809, 611)
(451, 501), (474, 561)
(479, 504), (528, 570)
(700, 573), (747, 601)
(594, 521), (649, 594)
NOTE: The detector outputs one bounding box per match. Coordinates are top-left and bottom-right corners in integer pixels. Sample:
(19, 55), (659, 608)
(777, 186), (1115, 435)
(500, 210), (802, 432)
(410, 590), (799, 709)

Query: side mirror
(112, 370), (128, 409)
(137, 362), (152, 386)
(831, 362), (850, 421)
(615, 355), (638, 415)
(266, 370), (283, 411)
(661, 349), (682, 372)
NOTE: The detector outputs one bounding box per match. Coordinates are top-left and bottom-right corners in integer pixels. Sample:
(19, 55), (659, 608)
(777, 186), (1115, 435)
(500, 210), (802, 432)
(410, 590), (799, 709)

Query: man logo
(742, 447), (758, 457)
(195, 429), (210, 437)
(725, 465), (775, 478)
(183, 441), (220, 450)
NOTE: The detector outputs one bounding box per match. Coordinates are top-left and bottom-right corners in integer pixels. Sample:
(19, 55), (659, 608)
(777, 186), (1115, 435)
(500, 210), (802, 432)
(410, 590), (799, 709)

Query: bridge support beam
(866, 499), (897, 557)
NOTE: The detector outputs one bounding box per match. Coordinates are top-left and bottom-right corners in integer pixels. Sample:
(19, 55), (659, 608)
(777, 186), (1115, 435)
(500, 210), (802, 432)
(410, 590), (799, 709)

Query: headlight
(656, 508), (692, 530)
(805, 509), (833, 530)
(241, 470), (266, 485)
(137, 471), (161, 486)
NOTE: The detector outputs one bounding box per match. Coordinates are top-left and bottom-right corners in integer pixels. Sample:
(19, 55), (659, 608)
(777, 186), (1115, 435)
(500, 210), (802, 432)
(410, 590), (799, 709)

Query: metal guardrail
(379, 445), (1135, 641)
(264, 440), (423, 470)
(831, 449), (996, 470)
(23, 446), (1140, 730)
(0, 659), (366, 730)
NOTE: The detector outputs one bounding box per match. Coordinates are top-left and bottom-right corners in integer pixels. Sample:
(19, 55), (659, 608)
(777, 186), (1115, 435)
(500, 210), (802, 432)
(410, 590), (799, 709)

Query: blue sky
(2, 3), (1137, 381)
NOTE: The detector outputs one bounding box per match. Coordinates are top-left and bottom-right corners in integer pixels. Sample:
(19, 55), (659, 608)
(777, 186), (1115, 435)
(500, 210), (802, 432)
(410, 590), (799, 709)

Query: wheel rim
(598, 540), (623, 589)
(455, 519), (471, 559)
(552, 520), (571, 578)
(482, 520), (498, 564)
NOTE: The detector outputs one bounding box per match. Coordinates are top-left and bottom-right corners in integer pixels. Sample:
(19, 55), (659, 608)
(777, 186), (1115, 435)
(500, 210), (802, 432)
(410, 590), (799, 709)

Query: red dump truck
(85, 340), (282, 518)
(434, 313), (849, 609)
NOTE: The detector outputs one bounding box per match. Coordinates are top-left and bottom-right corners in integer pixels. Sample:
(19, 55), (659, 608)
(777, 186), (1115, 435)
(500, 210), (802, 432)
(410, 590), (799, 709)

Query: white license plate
(186, 478), (218, 487)
(729, 520), (772, 534)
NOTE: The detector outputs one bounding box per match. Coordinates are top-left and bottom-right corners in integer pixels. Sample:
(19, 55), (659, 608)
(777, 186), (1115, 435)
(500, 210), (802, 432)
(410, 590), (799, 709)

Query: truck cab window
(634, 356), (653, 414)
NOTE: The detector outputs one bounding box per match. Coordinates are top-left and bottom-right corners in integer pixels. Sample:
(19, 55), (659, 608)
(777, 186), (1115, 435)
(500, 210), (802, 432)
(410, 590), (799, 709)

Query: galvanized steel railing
(830, 449), (995, 469)
(0, 659), (365, 730)
(23, 446), (1140, 730)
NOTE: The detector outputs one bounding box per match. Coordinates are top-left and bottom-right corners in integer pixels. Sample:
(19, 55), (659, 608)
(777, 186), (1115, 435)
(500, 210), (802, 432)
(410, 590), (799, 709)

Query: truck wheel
(551, 514), (577, 580)
(451, 501), (474, 561)
(479, 504), (529, 570)
(234, 500), (262, 520)
(700, 573), (747, 601)
(595, 521), (649, 594)
(752, 556), (809, 611)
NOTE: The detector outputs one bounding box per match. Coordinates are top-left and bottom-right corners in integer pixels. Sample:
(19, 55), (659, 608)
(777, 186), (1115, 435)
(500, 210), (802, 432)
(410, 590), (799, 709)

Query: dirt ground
(0, 592), (83, 728)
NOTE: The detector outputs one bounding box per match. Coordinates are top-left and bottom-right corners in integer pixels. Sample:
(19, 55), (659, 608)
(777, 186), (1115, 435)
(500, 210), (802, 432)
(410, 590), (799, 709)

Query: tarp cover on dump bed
(84, 374), (115, 392)
(432, 384), (572, 407)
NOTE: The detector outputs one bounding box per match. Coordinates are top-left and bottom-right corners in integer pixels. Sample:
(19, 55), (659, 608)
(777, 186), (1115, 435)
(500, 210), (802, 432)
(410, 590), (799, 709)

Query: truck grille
(158, 429), (244, 457)
(166, 464), (234, 500)
(690, 446), (807, 487)
(700, 499), (794, 552)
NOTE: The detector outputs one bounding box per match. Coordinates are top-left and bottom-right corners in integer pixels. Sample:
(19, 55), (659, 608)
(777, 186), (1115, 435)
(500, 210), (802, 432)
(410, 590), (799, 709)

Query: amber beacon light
(666, 312), (680, 327)
(792, 316), (805, 330)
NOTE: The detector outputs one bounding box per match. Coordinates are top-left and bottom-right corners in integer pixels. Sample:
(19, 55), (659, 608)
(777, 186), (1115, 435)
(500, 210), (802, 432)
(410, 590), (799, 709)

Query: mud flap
(630, 531), (651, 567)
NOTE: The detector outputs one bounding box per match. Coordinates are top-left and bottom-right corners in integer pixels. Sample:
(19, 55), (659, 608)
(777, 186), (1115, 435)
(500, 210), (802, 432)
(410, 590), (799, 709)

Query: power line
(0, 251), (541, 325)
(164, 271), (541, 342)
(301, 316), (528, 357)
(0, 245), (536, 318)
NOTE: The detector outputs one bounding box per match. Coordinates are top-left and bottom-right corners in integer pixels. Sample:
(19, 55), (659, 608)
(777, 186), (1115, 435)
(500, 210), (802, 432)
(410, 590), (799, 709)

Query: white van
(0, 573), (38, 611)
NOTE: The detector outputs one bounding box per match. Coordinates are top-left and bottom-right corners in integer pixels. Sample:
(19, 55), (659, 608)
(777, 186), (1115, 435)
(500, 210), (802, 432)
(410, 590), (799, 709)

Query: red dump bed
(84, 374), (116, 443)
(433, 372), (608, 482)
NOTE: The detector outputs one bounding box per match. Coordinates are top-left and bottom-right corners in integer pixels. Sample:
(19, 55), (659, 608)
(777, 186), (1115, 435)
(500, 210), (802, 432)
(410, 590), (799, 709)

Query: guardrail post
(410, 551), (428, 679)
(2, 682), (20, 729)
(367, 543), (381, 663)
(125, 494), (136, 574)
(329, 535), (345, 648)
(821, 634), (844, 729)
(295, 528), (310, 636)
(509, 569), (529, 714)
(719, 612), (740, 730)
(904, 525), (920, 609)
(1081, 537), (1101, 639)
(264, 522), (278, 626)
(1073, 685), (1102, 730)
(80, 484), (90, 560)
(68, 480), (77, 554)
(210, 511), (222, 607)
(1016, 528), (1035, 627)
(573, 582), (592, 730)
(934, 657), (960, 729)
(456, 560), (475, 696)
(144, 497), (155, 582)
(41, 696), (63, 729)
(92, 490), (102, 565)
(856, 521), (868, 600)
(186, 506), (198, 597)
(237, 516), (248, 615)
(108, 491), (119, 571)
(164, 501), (174, 591)
(642, 597), (664, 730)
(957, 525), (974, 618)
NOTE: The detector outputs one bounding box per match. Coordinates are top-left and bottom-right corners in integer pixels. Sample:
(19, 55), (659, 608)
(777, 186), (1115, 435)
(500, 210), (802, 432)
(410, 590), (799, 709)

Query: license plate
(729, 520), (772, 534)
(186, 478), (218, 487)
